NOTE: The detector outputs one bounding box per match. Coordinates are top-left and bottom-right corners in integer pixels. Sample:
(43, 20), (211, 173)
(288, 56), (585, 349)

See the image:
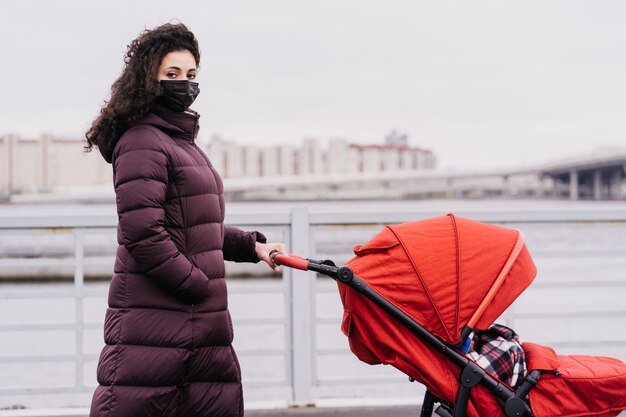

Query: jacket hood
(98, 103), (200, 163)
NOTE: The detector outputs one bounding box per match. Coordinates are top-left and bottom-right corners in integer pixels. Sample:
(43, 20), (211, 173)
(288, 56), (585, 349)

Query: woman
(84, 23), (286, 417)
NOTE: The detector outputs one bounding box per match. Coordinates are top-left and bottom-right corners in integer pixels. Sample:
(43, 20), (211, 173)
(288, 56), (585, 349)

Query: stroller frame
(272, 253), (542, 417)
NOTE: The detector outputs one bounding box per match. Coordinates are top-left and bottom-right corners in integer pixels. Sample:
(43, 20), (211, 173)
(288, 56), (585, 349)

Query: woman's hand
(255, 241), (288, 272)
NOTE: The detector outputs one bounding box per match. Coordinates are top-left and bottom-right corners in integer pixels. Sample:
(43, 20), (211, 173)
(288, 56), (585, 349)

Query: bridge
(221, 149), (626, 201)
(222, 168), (543, 201)
(539, 149), (626, 200)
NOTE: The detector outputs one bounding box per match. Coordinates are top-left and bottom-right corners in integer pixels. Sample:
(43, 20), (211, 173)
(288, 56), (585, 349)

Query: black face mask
(157, 80), (200, 112)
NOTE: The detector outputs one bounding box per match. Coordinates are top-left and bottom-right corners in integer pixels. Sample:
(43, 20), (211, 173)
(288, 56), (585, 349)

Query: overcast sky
(1, 0), (625, 170)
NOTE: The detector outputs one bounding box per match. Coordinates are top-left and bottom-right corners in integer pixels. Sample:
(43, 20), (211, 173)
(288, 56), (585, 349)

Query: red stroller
(273, 214), (626, 417)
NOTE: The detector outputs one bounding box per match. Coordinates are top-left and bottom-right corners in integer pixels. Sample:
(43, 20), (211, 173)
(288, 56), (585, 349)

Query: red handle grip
(271, 252), (309, 271)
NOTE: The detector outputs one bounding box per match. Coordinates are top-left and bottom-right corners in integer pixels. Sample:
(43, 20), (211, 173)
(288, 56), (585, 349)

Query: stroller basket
(272, 214), (626, 417)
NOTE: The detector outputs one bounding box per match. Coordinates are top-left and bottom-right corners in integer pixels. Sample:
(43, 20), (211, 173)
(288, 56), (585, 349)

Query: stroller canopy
(346, 213), (537, 345)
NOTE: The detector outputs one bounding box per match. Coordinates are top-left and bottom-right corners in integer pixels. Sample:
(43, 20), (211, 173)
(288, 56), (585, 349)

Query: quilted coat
(90, 103), (264, 417)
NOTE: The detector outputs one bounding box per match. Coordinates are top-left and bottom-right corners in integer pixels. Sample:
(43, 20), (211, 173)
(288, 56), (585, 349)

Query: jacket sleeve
(223, 226), (267, 263)
(113, 126), (210, 303)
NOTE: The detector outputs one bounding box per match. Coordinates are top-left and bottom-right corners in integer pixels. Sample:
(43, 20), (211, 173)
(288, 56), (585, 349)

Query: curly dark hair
(84, 22), (200, 161)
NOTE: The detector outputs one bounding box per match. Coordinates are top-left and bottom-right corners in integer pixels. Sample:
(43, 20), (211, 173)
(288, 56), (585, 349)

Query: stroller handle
(270, 251), (344, 279)
(270, 251), (309, 271)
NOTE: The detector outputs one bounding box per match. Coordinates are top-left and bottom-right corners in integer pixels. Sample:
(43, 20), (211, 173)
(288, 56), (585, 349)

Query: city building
(205, 136), (436, 179)
(0, 134), (110, 198)
(0, 132), (437, 199)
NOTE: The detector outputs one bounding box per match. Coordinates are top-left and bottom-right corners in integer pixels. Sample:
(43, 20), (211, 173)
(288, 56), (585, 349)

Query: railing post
(74, 228), (85, 389)
(288, 207), (315, 406)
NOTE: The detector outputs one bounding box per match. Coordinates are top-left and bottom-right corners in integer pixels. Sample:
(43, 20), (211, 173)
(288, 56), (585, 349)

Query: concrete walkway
(247, 406), (420, 417)
(248, 406), (626, 417)
(1, 406), (625, 417)
(0, 406), (421, 417)
(248, 407), (626, 417)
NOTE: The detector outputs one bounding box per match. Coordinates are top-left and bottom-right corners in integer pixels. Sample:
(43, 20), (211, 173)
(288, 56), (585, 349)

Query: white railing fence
(1, 205), (626, 414)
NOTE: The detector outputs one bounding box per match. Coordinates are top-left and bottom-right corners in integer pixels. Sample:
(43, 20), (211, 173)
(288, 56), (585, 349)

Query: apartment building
(0, 135), (110, 196)
(207, 136), (436, 179)
(0, 133), (436, 196)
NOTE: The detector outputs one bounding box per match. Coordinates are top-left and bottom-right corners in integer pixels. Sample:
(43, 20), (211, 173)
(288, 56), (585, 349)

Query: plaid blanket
(467, 323), (527, 388)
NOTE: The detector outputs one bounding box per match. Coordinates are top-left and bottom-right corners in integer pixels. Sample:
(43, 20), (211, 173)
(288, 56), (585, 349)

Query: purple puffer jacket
(90, 104), (264, 417)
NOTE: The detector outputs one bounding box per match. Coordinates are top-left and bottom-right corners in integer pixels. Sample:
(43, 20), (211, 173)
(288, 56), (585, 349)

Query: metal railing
(1, 204), (626, 413)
